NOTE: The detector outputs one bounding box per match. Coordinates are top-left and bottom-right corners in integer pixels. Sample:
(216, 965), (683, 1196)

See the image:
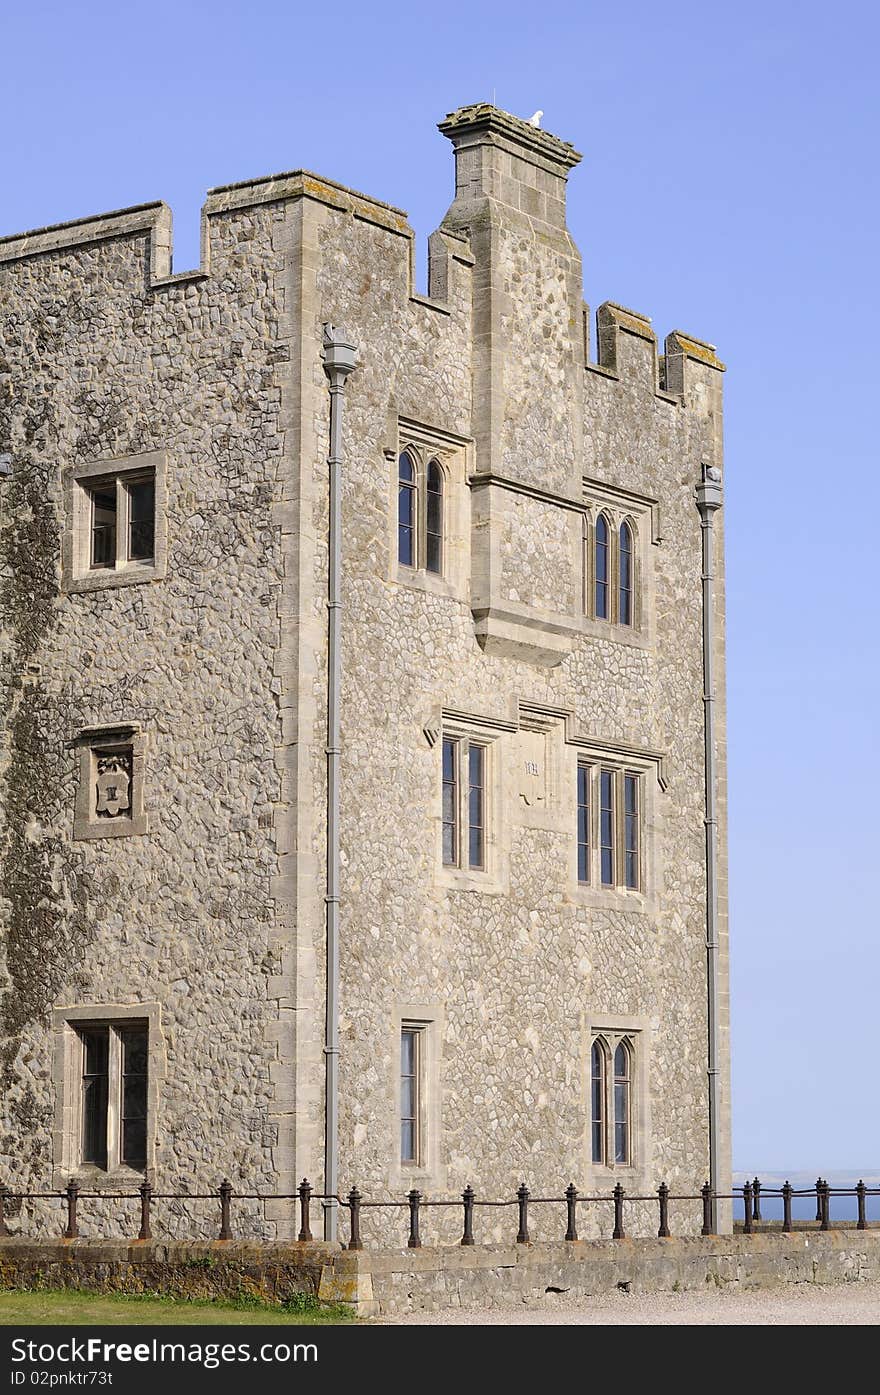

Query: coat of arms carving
(95, 750), (132, 818)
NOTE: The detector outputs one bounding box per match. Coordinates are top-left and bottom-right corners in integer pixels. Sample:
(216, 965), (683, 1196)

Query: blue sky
(3, 0), (878, 1170)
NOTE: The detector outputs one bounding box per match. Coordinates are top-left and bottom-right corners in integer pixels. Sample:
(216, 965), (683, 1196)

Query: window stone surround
(51, 1002), (164, 1189)
(63, 449), (168, 594)
(71, 724), (149, 840)
(431, 708), (514, 896)
(566, 745), (663, 916)
(388, 1002), (446, 1193)
(583, 1012), (652, 1193)
(581, 475), (659, 649)
(386, 417), (472, 601)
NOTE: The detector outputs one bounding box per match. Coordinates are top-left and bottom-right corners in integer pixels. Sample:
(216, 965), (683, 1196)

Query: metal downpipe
(321, 325), (357, 1242)
(696, 463), (723, 1230)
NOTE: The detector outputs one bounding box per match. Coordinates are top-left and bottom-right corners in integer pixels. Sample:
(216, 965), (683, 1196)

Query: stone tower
(0, 105), (729, 1242)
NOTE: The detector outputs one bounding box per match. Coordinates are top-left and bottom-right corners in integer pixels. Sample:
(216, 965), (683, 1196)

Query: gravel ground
(389, 1281), (880, 1325)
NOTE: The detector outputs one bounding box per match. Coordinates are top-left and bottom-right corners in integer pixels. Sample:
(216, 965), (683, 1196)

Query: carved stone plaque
(95, 749), (132, 819)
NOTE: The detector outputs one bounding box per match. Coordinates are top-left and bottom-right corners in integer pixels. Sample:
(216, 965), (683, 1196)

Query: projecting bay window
(78, 1022), (148, 1172)
(442, 736), (487, 872)
(576, 764), (643, 893)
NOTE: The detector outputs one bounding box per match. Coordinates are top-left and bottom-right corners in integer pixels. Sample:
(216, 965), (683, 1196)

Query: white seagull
(528, 110), (543, 127)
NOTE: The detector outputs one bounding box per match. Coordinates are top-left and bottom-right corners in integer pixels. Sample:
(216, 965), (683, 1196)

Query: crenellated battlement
(0, 127), (721, 415)
(587, 300), (724, 404)
(0, 200), (176, 281)
(0, 170), (473, 316)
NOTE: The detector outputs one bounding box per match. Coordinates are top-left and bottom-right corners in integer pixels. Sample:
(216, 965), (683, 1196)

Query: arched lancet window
(398, 451), (416, 566)
(613, 1041), (631, 1165)
(591, 1040), (606, 1164)
(426, 459), (443, 575)
(619, 520), (633, 626)
(595, 514), (610, 619)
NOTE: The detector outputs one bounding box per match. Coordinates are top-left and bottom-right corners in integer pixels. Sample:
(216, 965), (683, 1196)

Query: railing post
(752, 1176), (761, 1222)
(815, 1177), (823, 1222)
(63, 1180), (79, 1240)
(612, 1183), (625, 1240)
(701, 1181), (714, 1236)
(461, 1185), (475, 1246)
(297, 1179), (313, 1242)
(782, 1181), (793, 1233)
(819, 1179), (830, 1231)
(564, 1183), (578, 1243)
(347, 1187), (362, 1251)
(407, 1189), (422, 1249)
(742, 1181), (753, 1234)
(516, 1183), (530, 1244)
(218, 1179), (233, 1240)
(657, 1182), (670, 1238)
(138, 1181), (152, 1241)
(0, 1185), (8, 1239)
(856, 1180), (867, 1232)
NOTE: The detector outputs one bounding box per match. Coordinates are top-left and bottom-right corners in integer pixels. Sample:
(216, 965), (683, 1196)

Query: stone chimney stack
(439, 103), (581, 227)
(438, 105), (584, 493)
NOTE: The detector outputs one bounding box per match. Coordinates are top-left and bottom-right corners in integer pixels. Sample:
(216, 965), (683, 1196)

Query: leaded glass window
(426, 460), (443, 575)
(600, 768), (615, 887)
(591, 1040), (605, 1164)
(619, 520), (633, 626)
(595, 514), (610, 619)
(442, 738), (458, 866)
(400, 1027), (420, 1165)
(441, 736), (489, 873)
(577, 763), (590, 884)
(87, 471), (155, 569)
(468, 744), (485, 870)
(120, 1026), (148, 1168)
(624, 773), (639, 891)
(614, 1042), (631, 1165)
(77, 1021), (149, 1172)
(128, 480), (155, 562)
(81, 1028), (109, 1167)
(398, 451), (416, 566)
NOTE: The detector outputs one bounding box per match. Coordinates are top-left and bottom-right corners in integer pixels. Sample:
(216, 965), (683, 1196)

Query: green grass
(0, 1289), (354, 1326)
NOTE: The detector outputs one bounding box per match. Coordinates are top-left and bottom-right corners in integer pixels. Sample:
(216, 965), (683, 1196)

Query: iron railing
(0, 1176), (876, 1248)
